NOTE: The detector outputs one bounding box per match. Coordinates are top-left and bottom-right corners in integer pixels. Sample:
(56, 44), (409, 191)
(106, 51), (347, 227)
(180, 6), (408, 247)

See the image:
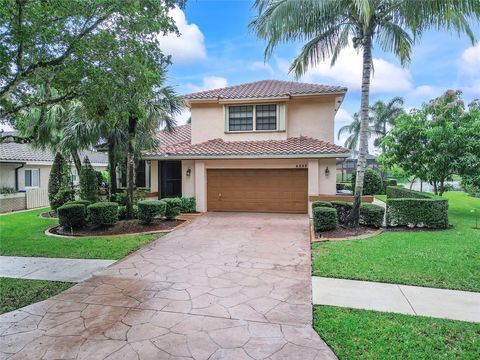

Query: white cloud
(158, 7), (206, 63)
(249, 61), (274, 75)
(276, 47), (412, 93)
(459, 42), (480, 94)
(174, 109), (191, 126)
(335, 108), (353, 122)
(186, 76), (228, 93)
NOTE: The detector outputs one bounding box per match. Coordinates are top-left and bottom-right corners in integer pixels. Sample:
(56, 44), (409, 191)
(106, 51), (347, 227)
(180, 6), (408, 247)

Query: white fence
(0, 189), (49, 213)
(26, 188), (49, 209)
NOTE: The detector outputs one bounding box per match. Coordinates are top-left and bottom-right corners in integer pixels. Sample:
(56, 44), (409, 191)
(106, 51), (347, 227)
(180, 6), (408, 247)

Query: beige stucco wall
(189, 158), (336, 213)
(182, 160), (195, 197)
(190, 95), (338, 144)
(0, 163), (17, 188)
(150, 160), (158, 193)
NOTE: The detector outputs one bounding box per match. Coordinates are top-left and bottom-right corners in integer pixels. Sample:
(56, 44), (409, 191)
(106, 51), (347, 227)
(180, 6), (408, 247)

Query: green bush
(87, 202), (118, 226)
(111, 192), (127, 206)
(164, 198), (182, 220)
(58, 204), (86, 228)
(0, 187), (16, 194)
(65, 200), (91, 207)
(351, 168), (384, 195)
(386, 198), (449, 228)
(313, 207), (338, 232)
(359, 203), (385, 228)
(80, 157), (99, 202)
(312, 201), (333, 210)
(385, 186), (449, 229)
(51, 188), (75, 210)
(137, 200), (166, 224)
(180, 197), (196, 213)
(48, 152), (69, 210)
(118, 205), (139, 220)
(330, 201), (353, 224)
(336, 183), (353, 191)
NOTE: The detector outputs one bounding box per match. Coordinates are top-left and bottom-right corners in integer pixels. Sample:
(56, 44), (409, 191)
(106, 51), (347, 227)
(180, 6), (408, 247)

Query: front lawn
(312, 192), (480, 292)
(374, 194), (387, 202)
(0, 277), (73, 314)
(0, 208), (160, 259)
(314, 306), (480, 360)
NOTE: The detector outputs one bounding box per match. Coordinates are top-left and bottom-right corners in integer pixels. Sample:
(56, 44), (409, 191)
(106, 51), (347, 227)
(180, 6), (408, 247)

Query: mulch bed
(49, 218), (184, 237)
(39, 210), (58, 218)
(315, 225), (379, 240)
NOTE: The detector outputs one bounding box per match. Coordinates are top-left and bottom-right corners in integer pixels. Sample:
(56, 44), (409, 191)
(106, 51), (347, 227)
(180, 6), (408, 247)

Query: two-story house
(144, 80), (350, 215)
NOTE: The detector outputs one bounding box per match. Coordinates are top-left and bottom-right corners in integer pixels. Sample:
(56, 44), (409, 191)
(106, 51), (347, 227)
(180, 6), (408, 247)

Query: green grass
(0, 277), (73, 314)
(374, 194), (387, 202)
(312, 192), (480, 291)
(0, 208), (160, 259)
(313, 306), (480, 360)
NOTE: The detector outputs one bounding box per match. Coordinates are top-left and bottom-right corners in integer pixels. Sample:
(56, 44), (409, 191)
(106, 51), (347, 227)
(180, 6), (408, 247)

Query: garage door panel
(207, 169), (307, 213)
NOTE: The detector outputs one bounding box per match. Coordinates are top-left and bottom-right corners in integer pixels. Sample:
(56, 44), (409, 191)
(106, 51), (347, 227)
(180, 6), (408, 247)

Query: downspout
(14, 163), (25, 191)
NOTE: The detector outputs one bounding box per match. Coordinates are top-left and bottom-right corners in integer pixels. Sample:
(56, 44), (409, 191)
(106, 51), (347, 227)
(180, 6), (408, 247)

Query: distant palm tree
(250, 0), (479, 227)
(337, 113), (372, 151)
(371, 97), (404, 150)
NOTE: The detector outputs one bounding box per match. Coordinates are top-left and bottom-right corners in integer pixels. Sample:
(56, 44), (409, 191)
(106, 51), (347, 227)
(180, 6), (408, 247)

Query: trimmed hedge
(313, 207), (338, 232)
(351, 168), (384, 195)
(51, 188), (75, 210)
(385, 186), (449, 229)
(118, 205), (139, 220)
(87, 202), (118, 226)
(58, 204), (86, 228)
(359, 203), (384, 228)
(164, 198), (182, 220)
(66, 200), (91, 207)
(312, 201), (333, 209)
(330, 201), (353, 224)
(180, 197), (196, 213)
(137, 200), (166, 224)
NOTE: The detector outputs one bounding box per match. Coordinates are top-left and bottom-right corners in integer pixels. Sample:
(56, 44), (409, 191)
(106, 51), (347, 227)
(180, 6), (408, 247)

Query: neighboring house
(143, 80), (349, 215)
(0, 142), (108, 192)
(336, 150), (379, 182)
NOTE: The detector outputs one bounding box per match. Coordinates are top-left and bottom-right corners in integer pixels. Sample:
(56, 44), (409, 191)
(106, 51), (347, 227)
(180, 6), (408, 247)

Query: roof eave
(143, 152), (350, 160)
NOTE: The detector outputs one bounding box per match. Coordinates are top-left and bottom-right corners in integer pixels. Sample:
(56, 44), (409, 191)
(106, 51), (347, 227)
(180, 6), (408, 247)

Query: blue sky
(162, 0), (480, 148)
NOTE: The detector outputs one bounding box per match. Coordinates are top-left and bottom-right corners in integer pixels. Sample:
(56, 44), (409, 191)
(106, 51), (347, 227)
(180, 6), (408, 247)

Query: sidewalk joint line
(398, 285), (417, 315)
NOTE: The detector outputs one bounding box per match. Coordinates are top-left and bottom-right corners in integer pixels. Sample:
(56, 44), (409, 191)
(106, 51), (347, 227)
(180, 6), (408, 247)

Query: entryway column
(308, 159), (319, 216)
(194, 161), (207, 212)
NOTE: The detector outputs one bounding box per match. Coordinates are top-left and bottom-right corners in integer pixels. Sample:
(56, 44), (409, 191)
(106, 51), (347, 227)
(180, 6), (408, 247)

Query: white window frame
(225, 103), (286, 133)
(25, 169), (40, 188)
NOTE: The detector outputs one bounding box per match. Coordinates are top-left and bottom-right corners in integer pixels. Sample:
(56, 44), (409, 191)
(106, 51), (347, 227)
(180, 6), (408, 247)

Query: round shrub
(351, 168), (384, 195)
(180, 197), (196, 213)
(330, 201), (353, 224)
(87, 202), (118, 226)
(312, 201), (333, 210)
(313, 207), (338, 232)
(164, 198), (182, 220)
(58, 204), (86, 228)
(138, 200), (166, 224)
(66, 199), (91, 207)
(118, 205), (139, 220)
(51, 188), (75, 210)
(359, 203), (385, 228)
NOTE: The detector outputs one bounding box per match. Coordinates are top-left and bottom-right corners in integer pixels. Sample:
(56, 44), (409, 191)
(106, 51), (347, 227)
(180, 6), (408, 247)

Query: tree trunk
(409, 175), (416, 190)
(126, 115), (137, 219)
(71, 150), (82, 178)
(432, 181), (438, 195)
(108, 141), (117, 200)
(439, 178), (445, 196)
(345, 35), (373, 228)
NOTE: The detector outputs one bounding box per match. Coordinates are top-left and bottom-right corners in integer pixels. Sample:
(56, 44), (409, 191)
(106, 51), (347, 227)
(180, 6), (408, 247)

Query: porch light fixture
(186, 168), (192, 177)
(325, 167), (330, 177)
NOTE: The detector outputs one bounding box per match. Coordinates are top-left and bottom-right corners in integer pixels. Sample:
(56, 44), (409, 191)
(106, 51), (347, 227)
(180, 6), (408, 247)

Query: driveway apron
(0, 213), (336, 359)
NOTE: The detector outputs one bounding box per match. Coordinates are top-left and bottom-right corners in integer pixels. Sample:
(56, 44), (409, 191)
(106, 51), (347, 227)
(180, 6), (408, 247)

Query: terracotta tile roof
(0, 142), (108, 164)
(157, 124), (191, 146)
(184, 80), (347, 101)
(145, 127), (349, 159)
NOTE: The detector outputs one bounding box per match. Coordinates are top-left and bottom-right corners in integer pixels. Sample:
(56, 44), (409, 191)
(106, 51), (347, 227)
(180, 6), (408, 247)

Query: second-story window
(255, 104), (277, 130)
(228, 105), (253, 131)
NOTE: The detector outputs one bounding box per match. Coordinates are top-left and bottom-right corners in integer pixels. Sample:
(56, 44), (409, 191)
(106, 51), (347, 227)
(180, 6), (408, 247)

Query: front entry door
(159, 161), (182, 198)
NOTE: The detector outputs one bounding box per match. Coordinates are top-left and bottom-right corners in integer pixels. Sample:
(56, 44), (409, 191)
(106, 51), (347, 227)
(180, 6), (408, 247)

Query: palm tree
(370, 96), (404, 150)
(337, 112), (373, 150)
(250, 0), (478, 227)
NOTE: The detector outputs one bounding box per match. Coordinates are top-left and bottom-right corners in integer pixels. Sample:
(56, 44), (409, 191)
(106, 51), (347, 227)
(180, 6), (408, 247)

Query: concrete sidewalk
(0, 256), (116, 282)
(312, 276), (480, 323)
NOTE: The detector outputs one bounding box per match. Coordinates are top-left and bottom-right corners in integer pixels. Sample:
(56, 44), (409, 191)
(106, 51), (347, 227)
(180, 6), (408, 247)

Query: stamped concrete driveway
(0, 213), (336, 360)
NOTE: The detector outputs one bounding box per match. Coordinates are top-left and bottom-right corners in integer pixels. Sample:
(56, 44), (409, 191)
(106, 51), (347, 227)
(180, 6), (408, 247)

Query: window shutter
(224, 105), (229, 131)
(277, 103), (286, 131)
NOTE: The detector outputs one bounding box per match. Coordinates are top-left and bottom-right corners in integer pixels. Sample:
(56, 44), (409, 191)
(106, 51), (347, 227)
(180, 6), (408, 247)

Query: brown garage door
(207, 169), (308, 213)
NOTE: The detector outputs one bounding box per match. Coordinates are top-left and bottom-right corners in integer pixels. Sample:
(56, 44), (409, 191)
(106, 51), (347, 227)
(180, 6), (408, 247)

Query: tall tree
(371, 96), (404, 151)
(250, 0), (479, 226)
(0, 0), (183, 120)
(337, 112), (373, 150)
